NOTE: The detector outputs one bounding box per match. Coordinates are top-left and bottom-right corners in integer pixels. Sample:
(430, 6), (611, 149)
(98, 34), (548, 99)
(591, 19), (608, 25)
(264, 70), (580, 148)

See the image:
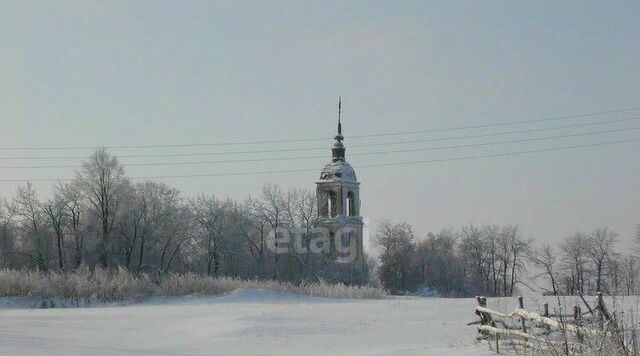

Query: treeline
(376, 222), (531, 297)
(0, 149), (371, 285)
(529, 227), (639, 296)
(376, 221), (640, 297)
(2, 149), (638, 297)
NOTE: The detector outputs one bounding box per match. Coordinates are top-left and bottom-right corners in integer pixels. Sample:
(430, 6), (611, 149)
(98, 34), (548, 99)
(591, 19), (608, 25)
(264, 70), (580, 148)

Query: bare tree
(191, 194), (228, 276)
(247, 184), (286, 280)
(244, 197), (269, 275)
(459, 225), (490, 295)
(10, 183), (49, 270)
(635, 224), (640, 255)
(483, 225), (501, 296)
(157, 204), (193, 274)
(493, 226), (530, 297)
(508, 227), (531, 296)
(0, 199), (16, 268)
(44, 194), (67, 271)
(560, 232), (589, 295)
(377, 221), (415, 293)
(528, 245), (560, 295)
(119, 181), (181, 270)
(587, 227), (618, 293)
(56, 183), (84, 268)
(414, 228), (462, 296)
(76, 148), (128, 267)
(607, 254), (622, 294)
(285, 188), (318, 280)
(620, 254), (637, 295)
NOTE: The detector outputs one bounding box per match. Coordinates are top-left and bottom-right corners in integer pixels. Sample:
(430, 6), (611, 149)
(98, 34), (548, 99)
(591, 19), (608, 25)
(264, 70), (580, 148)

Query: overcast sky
(1, 1), (639, 249)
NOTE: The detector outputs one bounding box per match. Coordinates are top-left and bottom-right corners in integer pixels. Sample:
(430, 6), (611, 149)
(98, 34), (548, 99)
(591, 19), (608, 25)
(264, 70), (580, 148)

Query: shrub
(0, 268), (386, 305)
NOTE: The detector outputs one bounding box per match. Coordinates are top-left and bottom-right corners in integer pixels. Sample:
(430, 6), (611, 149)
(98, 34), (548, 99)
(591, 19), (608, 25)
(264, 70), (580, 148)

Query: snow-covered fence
(469, 293), (638, 355)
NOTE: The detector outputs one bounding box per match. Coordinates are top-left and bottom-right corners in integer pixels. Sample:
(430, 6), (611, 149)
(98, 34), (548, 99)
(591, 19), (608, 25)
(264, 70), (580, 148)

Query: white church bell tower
(315, 98), (364, 264)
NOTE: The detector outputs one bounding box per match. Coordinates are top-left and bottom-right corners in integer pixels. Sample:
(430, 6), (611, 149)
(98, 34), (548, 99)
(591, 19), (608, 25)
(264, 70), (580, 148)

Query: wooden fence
(469, 293), (637, 354)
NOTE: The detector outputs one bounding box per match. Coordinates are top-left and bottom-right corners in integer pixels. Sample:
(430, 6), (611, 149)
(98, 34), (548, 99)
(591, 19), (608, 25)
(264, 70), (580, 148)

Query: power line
(353, 126), (640, 157)
(1, 106), (639, 151)
(0, 137), (636, 182)
(3, 115), (640, 161)
(350, 116), (640, 148)
(350, 106), (640, 139)
(358, 138), (640, 170)
(2, 125), (638, 169)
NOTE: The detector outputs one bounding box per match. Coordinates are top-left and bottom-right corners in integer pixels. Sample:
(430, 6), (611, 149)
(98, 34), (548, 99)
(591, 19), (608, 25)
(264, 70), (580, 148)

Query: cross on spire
(332, 97), (345, 162)
(337, 96), (342, 135)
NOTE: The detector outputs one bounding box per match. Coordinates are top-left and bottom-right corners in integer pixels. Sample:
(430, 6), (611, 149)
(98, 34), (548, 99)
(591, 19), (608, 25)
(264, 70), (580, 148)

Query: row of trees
(0, 149), (370, 284)
(376, 222), (531, 296)
(530, 227), (640, 296)
(2, 149), (637, 296)
(376, 221), (640, 297)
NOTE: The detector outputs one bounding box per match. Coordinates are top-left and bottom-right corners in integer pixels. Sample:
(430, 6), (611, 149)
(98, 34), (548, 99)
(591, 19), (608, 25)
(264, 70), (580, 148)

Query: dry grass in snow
(0, 267), (386, 304)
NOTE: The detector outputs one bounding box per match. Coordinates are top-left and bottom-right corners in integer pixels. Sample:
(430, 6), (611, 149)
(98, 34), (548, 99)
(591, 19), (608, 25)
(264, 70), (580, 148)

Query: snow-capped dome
(319, 160), (357, 182)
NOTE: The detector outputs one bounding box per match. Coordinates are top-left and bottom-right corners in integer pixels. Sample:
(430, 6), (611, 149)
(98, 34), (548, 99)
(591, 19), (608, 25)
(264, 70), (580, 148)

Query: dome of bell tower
(319, 160), (357, 182)
(318, 97), (357, 182)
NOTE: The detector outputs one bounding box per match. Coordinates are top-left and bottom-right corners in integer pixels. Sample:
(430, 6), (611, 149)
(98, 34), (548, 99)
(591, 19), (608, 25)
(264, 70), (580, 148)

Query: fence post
(476, 295), (487, 308)
(476, 296), (492, 326)
(475, 296), (484, 325)
(475, 296), (499, 351)
(543, 302), (549, 318)
(597, 292), (604, 329)
(518, 295), (527, 333)
(574, 304), (584, 345)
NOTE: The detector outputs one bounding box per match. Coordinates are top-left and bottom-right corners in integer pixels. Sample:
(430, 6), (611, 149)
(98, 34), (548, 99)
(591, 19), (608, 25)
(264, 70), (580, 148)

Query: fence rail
(469, 292), (636, 354)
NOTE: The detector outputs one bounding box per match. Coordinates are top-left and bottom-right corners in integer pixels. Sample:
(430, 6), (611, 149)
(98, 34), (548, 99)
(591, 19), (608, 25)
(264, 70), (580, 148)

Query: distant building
(315, 102), (364, 264)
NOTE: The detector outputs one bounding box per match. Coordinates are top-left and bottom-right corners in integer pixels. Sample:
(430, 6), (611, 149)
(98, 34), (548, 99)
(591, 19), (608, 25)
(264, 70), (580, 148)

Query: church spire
(332, 97), (345, 162)
(338, 96), (342, 135)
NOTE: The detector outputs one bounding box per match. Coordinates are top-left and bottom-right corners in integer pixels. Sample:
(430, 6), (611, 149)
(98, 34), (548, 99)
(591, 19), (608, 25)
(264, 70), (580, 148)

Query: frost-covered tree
(43, 193), (67, 271)
(377, 221), (415, 293)
(458, 225), (490, 295)
(0, 198), (17, 268)
(76, 148), (129, 267)
(528, 245), (561, 295)
(56, 182), (85, 268)
(587, 227), (617, 293)
(119, 181), (181, 270)
(414, 228), (464, 296)
(634, 224), (640, 255)
(10, 183), (50, 270)
(620, 254), (637, 295)
(246, 184), (287, 280)
(283, 188), (319, 282)
(190, 194), (229, 276)
(560, 232), (590, 295)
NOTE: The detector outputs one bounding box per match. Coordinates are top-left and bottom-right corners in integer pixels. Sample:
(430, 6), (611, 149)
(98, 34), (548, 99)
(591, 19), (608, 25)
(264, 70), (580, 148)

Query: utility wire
(2, 115), (640, 161)
(351, 116), (640, 148)
(1, 107), (639, 151)
(349, 106), (640, 139)
(1, 125), (638, 169)
(358, 138), (640, 170)
(0, 137), (637, 182)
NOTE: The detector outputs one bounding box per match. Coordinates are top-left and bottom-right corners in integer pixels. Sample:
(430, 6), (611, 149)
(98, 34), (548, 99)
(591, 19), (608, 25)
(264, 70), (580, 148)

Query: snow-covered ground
(0, 289), (495, 355)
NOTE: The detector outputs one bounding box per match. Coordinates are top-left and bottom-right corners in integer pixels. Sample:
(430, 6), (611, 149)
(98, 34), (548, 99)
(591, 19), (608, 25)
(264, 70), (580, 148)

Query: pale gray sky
(1, 1), (639, 247)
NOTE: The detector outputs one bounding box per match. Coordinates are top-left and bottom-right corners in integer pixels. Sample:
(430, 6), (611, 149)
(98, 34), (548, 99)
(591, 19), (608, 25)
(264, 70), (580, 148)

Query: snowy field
(0, 289), (497, 356)
(2, 289), (638, 355)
